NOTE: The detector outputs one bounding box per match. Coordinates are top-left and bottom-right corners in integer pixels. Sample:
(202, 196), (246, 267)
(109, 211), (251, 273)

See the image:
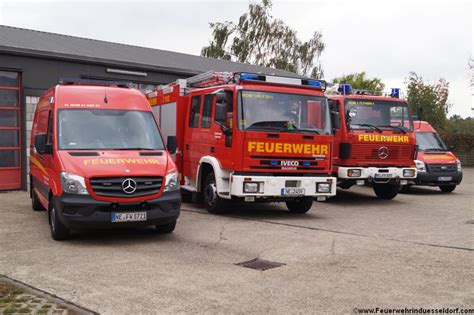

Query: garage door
(0, 71), (21, 190)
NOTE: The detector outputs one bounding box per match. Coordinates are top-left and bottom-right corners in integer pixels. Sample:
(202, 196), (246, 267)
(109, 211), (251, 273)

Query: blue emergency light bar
(390, 88), (400, 98)
(339, 84), (352, 95)
(235, 72), (326, 90)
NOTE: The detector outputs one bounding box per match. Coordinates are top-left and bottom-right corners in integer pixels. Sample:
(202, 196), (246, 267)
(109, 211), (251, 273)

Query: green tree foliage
(201, 0), (325, 78)
(445, 115), (474, 135)
(406, 72), (451, 131)
(332, 72), (385, 95)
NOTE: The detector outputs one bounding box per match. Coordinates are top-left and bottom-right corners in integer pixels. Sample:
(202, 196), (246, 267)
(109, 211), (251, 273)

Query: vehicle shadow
(399, 186), (450, 195)
(67, 226), (178, 244)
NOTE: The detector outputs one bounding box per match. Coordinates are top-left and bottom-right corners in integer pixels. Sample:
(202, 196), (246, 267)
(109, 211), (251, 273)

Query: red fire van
(30, 79), (181, 240)
(410, 121), (463, 192)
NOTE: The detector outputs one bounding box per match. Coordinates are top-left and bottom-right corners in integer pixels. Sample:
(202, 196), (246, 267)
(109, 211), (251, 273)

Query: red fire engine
(328, 85), (417, 199)
(147, 71), (337, 213)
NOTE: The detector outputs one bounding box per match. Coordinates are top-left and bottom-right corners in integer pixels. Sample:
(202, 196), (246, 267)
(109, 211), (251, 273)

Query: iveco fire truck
(147, 71), (337, 213)
(328, 84), (417, 199)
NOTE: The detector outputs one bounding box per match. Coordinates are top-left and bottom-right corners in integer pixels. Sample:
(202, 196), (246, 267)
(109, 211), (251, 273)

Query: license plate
(375, 173), (393, 178)
(438, 176), (452, 181)
(112, 212), (147, 223)
(281, 187), (305, 196)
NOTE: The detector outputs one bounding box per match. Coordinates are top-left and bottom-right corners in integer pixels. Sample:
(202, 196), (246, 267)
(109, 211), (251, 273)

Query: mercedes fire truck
(328, 85), (417, 199)
(147, 71), (337, 213)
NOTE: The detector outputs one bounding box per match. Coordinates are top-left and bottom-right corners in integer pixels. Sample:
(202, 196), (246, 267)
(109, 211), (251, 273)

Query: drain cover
(235, 258), (285, 271)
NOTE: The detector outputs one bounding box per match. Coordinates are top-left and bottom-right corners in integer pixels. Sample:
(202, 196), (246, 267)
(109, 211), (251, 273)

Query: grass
(18, 307), (31, 313)
(41, 304), (53, 308)
(3, 306), (18, 314)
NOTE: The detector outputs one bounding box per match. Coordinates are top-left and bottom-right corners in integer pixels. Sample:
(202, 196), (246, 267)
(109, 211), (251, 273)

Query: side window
(201, 94), (213, 128)
(189, 95), (202, 128)
(46, 111), (53, 145)
(328, 99), (340, 130)
(214, 91), (233, 125)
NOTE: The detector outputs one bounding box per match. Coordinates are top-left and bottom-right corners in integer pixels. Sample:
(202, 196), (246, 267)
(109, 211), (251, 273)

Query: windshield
(57, 109), (165, 150)
(416, 132), (447, 151)
(238, 90), (331, 134)
(345, 99), (413, 131)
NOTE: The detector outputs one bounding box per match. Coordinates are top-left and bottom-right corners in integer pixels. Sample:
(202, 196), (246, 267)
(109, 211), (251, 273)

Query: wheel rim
(205, 181), (217, 207)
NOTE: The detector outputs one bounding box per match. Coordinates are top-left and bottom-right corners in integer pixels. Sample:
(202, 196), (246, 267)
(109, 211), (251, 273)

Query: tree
(332, 72), (385, 95)
(406, 72), (451, 131)
(201, 0), (325, 78)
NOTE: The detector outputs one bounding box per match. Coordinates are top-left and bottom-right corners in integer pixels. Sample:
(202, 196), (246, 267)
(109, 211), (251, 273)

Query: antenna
(104, 86), (108, 104)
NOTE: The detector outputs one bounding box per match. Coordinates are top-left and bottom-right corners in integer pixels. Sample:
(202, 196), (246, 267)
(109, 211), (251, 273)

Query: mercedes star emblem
(122, 178), (137, 194)
(377, 146), (389, 159)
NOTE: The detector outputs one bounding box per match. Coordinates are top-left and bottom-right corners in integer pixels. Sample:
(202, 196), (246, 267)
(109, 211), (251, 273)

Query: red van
(30, 80), (181, 240)
(410, 121), (462, 192)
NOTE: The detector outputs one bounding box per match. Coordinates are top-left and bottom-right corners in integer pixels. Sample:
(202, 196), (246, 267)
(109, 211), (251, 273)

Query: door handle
(210, 147), (215, 153)
(185, 144), (189, 150)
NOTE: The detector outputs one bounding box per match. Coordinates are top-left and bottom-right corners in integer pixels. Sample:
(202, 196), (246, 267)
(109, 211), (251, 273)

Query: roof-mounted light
(339, 84), (352, 95)
(390, 88), (400, 98)
(305, 80), (322, 87)
(239, 73), (261, 81)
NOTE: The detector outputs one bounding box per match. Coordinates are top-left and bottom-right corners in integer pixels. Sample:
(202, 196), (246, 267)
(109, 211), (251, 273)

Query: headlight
(456, 159), (462, 172)
(60, 172), (89, 195)
(243, 182), (260, 193)
(316, 183), (331, 193)
(403, 169), (416, 177)
(347, 169), (361, 177)
(414, 160), (426, 173)
(164, 171), (180, 192)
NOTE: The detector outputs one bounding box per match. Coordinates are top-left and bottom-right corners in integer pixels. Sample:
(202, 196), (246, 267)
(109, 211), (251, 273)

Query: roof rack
(59, 78), (132, 88)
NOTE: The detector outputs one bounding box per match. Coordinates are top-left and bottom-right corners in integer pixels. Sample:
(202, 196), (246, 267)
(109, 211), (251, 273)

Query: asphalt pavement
(0, 169), (472, 314)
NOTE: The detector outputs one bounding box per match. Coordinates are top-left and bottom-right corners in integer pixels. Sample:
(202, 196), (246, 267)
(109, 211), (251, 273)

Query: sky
(0, 0), (472, 117)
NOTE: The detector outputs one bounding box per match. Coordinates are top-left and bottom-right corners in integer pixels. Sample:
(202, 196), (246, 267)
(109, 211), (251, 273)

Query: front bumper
(337, 166), (417, 184)
(230, 174), (337, 198)
(54, 190), (181, 229)
(413, 171), (463, 186)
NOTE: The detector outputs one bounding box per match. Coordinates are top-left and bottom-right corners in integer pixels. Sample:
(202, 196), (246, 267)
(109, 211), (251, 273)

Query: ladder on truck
(185, 70), (234, 88)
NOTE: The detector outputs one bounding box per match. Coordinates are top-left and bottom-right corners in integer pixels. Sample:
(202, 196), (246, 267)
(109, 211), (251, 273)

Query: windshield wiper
(286, 127), (321, 134)
(423, 148), (446, 151)
(246, 126), (286, 132)
(379, 125), (407, 134)
(353, 123), (383, 133)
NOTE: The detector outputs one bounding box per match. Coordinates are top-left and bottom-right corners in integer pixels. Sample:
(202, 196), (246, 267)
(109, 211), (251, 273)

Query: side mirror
(35, 134), (51, 154)
(167, 135), (177, 154)
(330, 112), (340, 131)
(221, 124), (232, 136)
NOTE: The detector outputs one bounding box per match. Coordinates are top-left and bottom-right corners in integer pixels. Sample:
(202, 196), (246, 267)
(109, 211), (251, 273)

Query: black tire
(49, 199), (69, 241)
(203, 172), (228, 214)
(155, 220), (177, 234)
(31, 185), (46, 211)
(439, 185), (456, 193)
(373, 183), (400, 200)
(285, 197), (313, 213)
(399, 185), (412, 193)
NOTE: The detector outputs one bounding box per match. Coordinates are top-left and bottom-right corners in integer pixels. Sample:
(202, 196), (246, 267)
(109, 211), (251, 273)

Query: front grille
(427, 164), (457, 173)
(351, 144), (412, 161)
(90, 177), (163, 198)
(249, 155), (325, 171)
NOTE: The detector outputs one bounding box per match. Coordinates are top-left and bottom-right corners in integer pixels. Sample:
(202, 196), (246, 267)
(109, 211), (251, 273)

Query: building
(0, 25), (299, 191)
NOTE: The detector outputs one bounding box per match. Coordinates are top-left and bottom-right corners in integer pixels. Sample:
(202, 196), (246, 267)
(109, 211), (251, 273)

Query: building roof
(0, 24), (300, 77)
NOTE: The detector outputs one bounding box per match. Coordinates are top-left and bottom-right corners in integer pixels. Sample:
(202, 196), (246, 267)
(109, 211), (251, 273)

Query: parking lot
(0, 169), (472, 314)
